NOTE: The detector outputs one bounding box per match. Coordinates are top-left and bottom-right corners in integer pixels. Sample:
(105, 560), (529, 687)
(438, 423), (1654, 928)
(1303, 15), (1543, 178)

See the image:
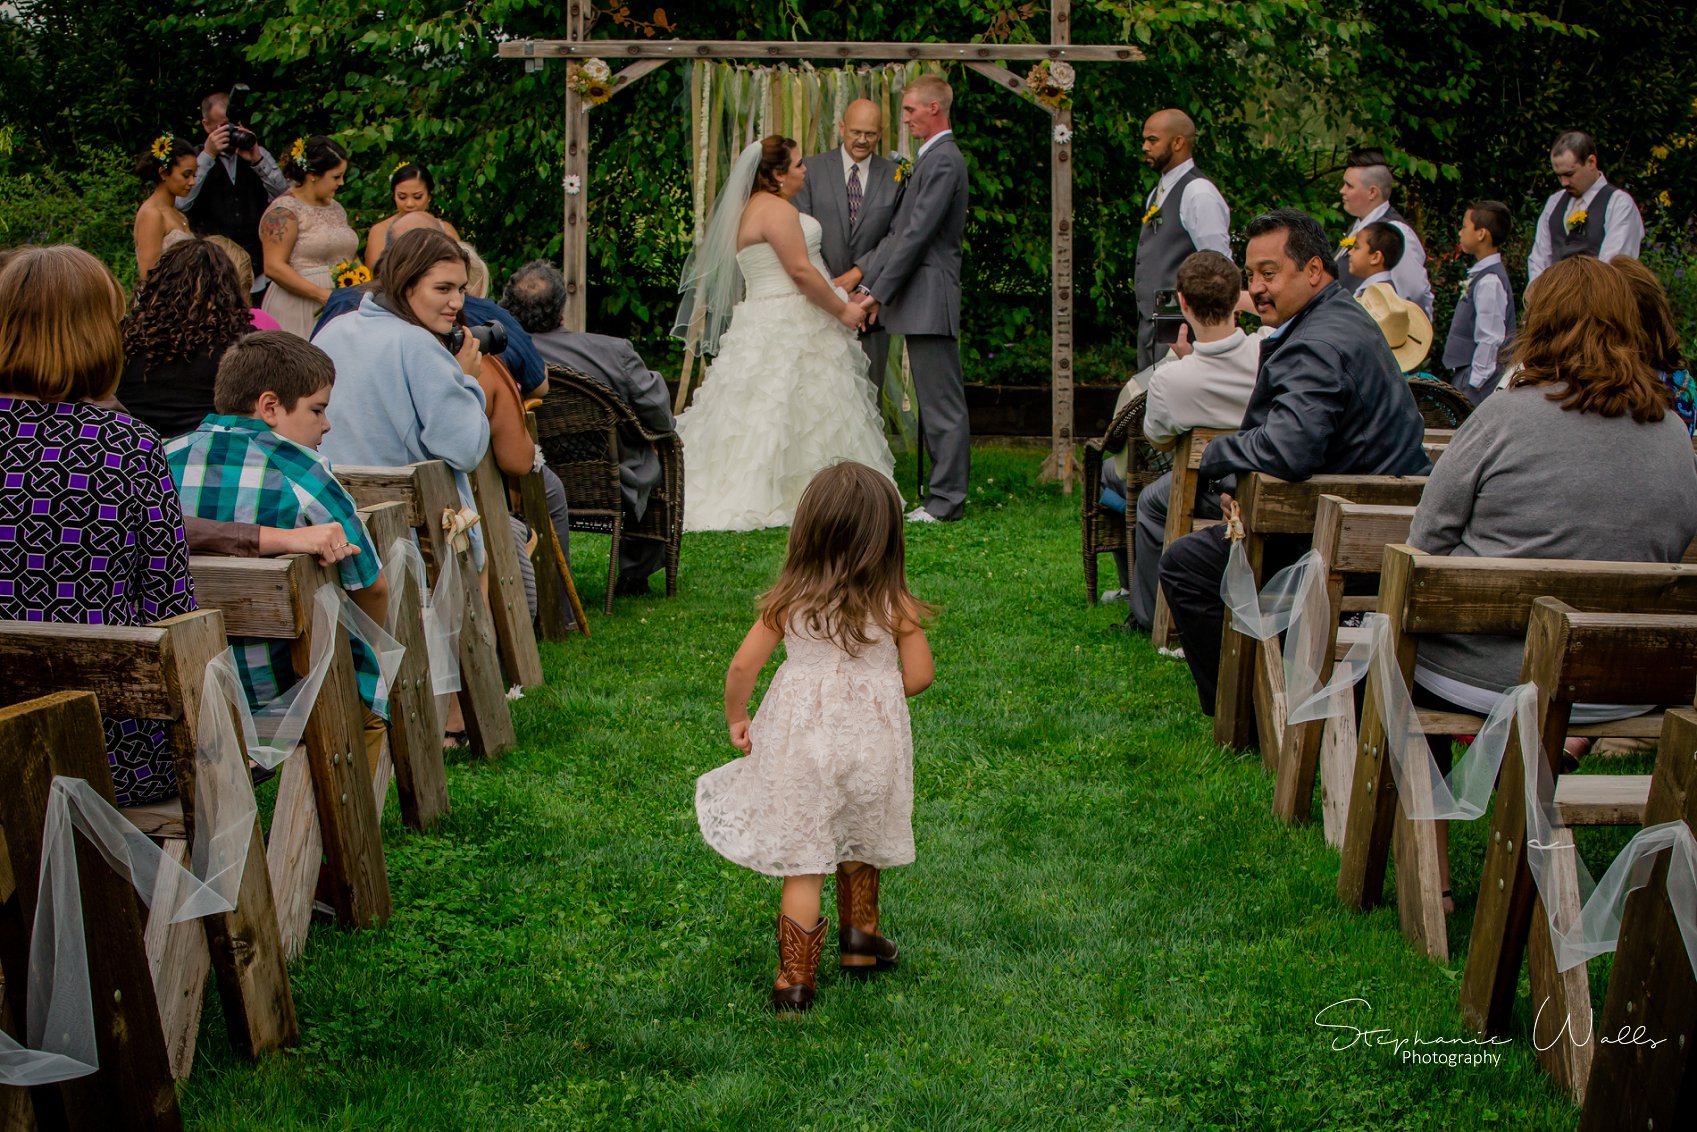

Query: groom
(851, 75), (971, 523)
(793, 99), (901, 400)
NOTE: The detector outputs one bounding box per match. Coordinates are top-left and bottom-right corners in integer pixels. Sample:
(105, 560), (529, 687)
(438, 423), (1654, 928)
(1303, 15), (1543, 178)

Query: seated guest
(1408, 254), (1697, 908)
(117, 238), (255, 439)
(502, 259), (675, 595)
(1160, 209), (1431, 713)
(313, 211), (548, 396)
(0, 245), (196, 805)
(1441, 201), (1515, 406)
(1612, 255), (1695, 435)
(205, 234), (284, 330)
(1344, 220), (1403, 299)
(167, 332), (391, 719)
(1117, 250), (1261, 630)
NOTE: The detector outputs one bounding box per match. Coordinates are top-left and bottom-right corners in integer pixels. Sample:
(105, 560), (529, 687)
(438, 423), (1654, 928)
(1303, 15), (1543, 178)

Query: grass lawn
(181, 444), (1589, 1130)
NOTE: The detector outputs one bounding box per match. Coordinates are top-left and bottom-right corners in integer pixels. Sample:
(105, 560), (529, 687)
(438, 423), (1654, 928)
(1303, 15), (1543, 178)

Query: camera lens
(469, 320), (508, 356)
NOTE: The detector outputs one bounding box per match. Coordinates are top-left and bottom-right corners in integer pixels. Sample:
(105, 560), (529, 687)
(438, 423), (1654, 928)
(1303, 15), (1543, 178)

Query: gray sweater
(1409, 382), (1697, 692)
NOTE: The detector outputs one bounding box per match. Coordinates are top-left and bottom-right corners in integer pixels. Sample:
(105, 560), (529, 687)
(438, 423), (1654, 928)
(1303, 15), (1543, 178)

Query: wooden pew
(1336, 547), (1697, 956)
(467, 446), (544, 689)
(518, 409), (587, 640)
(0, 611), (298, 1078)
(336, 461), (515, 758)
(0, 692), (181, 1130)
(1459, 599), (1697, 1101)
(187, 551), (394, 956)
(1214, 471), (1429, 752)
(1149, 427), (1231, 648)
(1579, 707), (1697, 1129)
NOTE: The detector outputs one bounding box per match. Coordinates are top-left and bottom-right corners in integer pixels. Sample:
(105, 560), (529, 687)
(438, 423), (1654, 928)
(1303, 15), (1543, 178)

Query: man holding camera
(1134, 109), (1232, 369)
(178, 90), (289, 298)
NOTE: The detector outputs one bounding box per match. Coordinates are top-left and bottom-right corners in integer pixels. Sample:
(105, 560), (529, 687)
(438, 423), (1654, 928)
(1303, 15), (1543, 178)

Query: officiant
(794, 99), (900, 398)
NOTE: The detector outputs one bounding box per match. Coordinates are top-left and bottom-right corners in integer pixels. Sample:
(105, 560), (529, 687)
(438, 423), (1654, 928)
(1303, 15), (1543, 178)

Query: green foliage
(1642, 224), (1697, 358)
(0, 151), (143, 290)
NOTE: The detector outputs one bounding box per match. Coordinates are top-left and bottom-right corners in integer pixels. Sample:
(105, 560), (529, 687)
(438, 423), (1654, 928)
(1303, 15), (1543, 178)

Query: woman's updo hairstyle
(374, 228), (470, 334)
(284, 135), (350, 185)
(753, 135), (799, 195)
(133, 136), (197, 187)
(390, 162), (436, 194)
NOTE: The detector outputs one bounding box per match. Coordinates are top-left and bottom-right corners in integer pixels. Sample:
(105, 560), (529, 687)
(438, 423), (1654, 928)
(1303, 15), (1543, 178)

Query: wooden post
(519, 413), (577, 642)
(469, 448), (545, 689)
(561, 0), (589, 332)
(1042, 1), (1076, 490)
(0, 692), (181, 1131)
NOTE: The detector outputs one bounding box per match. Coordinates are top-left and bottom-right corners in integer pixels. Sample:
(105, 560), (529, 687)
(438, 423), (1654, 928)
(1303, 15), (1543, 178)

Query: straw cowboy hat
(1356, 282), (1434, 373)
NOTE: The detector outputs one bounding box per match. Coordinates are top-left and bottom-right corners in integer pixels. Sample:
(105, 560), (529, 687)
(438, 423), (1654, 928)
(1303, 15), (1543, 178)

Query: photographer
(178, 90), (290, 299)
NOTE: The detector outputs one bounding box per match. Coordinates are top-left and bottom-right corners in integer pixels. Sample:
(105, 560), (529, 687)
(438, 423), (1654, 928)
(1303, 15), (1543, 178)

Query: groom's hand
(859, 296), (881, 326)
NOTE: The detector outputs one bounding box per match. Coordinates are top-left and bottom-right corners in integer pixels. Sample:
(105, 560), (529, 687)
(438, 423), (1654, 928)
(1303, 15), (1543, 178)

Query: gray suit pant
(1137, 312), (1158, 371)
(907, 334), (970, 520)
(861, 328), (890, 403)
(1129, 470), (1171, 630)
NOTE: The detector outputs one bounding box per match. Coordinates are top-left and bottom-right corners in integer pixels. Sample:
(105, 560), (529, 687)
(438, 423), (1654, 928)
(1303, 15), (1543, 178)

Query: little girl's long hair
(760, 462), (932, 654)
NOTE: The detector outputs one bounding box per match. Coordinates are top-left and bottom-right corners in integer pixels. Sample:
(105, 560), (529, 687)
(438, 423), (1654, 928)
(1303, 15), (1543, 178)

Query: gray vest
(1441, 258), (1517, 373)
(1335, 203), (1408, 292)
(1545, 183), (1618, 265)
(1134, 167), (1206, 319)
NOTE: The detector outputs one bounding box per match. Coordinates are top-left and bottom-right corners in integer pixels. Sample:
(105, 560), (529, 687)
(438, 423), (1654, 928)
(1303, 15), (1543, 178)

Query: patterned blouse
(0, 397), (197, 804)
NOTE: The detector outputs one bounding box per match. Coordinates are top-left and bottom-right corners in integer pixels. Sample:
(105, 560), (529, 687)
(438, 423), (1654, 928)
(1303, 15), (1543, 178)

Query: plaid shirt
(167, 414), (388, 717)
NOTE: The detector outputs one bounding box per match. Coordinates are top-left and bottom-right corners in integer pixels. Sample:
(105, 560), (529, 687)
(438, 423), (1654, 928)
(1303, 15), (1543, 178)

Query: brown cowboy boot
(836, 862), (899, 973)
(772, 914), (827, 1013)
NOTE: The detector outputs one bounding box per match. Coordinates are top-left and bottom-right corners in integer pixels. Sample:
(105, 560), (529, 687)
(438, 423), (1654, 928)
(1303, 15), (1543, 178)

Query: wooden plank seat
(0, 692), (181, 1129)
(1456, 600), (1697, 1101)
(1336, 547), (1697, 961)
(1149, 427), (1232, 648)
(0, 611), (297, 1080)
(336, 461), (515, 758)
(1079, 391), (1171, 605)
(466, 445), (544, 689)
(1578, 708), (1697, 1129)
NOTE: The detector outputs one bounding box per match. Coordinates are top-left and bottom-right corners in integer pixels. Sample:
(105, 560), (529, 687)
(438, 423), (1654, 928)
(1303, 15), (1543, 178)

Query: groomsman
(1133, 109), (1232, 369)
(859, 75), (971, 523)
(794, 99), (900, 398)
(1336, 148), (1433, 317)
(1527, 130), (1644, 284)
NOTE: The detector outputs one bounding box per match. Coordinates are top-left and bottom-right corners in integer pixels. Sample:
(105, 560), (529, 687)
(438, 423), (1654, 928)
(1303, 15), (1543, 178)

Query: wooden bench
(467, 446), (544, 689)
(336, 461), (515, 758)
(0, 692), (181, 1129)
(0, 611), (297, 1080)
(1149, 427), (1231, 648)
(1578, 707), (1697, 1128)
(1336, 547), (1697, 958)
(1457, 599), (1697, 1101)
(1214, 471), (1430, 753)
(518, 408), (587, 640)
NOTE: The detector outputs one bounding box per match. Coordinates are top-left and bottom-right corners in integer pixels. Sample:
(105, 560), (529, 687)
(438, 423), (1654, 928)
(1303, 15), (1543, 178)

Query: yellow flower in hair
(1566, 209), (1589, 233)
(289, 137), (307, 168)
(392, 159), (411, 175)
(150, 134), (173, 161)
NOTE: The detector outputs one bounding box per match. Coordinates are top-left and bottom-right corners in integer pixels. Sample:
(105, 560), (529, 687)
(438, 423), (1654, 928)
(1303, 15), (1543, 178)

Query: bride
(673, 136), (896, 531)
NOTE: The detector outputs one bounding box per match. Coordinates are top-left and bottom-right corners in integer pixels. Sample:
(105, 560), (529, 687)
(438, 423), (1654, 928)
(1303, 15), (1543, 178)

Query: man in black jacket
(1159, 208), (1431, 714)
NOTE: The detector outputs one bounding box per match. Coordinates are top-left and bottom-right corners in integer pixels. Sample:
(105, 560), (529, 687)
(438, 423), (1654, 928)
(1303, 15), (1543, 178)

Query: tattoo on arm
(260, 210), (292, 245)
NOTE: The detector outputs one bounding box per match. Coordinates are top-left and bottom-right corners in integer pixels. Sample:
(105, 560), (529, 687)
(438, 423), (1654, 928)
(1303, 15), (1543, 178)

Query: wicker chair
(1081, 391), (1172, 604)
(532, 364), (683, 614)
(1406, 376), (1474, 431)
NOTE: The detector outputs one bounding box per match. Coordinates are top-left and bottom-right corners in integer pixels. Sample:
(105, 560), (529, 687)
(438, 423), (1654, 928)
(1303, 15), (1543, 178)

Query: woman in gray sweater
(1407, 254), (1697, 909)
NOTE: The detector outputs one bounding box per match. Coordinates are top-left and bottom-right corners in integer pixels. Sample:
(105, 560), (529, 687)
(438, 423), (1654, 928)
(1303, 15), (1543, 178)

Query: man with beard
(1527, 130), (1644, 284)
(1133, 109), (1232, 369)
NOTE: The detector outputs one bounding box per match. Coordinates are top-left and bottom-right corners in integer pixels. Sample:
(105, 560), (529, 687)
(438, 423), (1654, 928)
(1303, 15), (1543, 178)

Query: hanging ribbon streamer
(1220, 537), (1697, 978)
(385, 537), (462, 698)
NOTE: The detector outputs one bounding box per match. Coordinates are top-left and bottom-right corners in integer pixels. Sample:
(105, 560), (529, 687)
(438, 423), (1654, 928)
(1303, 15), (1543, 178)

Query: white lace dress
(676, 213), (896, 531)
(696, 617), (915, 877)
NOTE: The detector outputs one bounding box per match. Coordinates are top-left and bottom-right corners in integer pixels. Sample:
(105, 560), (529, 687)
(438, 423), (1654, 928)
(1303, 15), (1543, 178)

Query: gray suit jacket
(861, 134), (968, 337)
(531, 328), (675, 521)
(792, 147), (900, 278)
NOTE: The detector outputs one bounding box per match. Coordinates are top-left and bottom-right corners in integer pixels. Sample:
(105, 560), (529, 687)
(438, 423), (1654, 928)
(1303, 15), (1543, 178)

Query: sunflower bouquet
(1024, 60), (1075, 110)
(332, 259), (372, 289)
(569, 58), (615, 106)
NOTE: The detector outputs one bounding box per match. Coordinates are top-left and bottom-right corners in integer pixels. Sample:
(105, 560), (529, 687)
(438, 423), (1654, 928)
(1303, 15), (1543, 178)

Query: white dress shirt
(840, 148), (872, 188)
(1345, 201), (1433, 318)
(1145, 158), (1232, 259)
(1526, 173), (1645, 283)
(1141, 328), (1265, 447)
(1352, 270), (1396, 298)
(174, 146), (289, 210)
(916, 129), (953, 162)
(1460, 254), (1509, 390)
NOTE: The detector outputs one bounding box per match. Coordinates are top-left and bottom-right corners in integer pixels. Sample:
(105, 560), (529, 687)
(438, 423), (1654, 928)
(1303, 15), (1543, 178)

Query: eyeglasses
(844, 130), (880, 141)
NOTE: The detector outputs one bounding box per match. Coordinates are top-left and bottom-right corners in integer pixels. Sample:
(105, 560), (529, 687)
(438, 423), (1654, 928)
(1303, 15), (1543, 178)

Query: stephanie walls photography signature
(1313, 998), (1667, 1067)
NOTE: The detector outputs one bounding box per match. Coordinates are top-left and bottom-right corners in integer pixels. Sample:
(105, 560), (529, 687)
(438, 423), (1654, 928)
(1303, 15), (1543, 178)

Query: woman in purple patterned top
(0, 245), (197, 805)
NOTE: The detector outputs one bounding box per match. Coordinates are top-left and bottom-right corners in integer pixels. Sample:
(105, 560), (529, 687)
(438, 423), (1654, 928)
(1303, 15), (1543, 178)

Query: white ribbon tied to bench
(384, 535), (462, 697)
(0, 583), (404, 1085)
(1221, 537), (1697, 978)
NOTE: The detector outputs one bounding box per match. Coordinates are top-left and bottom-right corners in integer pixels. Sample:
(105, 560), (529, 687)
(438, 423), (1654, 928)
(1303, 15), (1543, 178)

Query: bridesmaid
(133, 134), (198, 281)
(365, 161), (460, 269)
(259, 135), (358, 338)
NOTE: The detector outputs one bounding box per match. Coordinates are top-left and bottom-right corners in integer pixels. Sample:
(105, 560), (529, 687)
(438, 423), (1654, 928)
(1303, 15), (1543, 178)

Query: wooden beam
(1046, 0), (1076, 490)
(962, 61), (1050, 114)
(561, 1), (589, 332)
(604, 58), (668, 99)
(501, 40), (1145, 63)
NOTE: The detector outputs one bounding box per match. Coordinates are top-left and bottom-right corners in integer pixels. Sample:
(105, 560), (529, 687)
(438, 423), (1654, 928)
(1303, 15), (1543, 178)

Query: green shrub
(0, 150), (143, 290)
(1641, 225), (1697, 355)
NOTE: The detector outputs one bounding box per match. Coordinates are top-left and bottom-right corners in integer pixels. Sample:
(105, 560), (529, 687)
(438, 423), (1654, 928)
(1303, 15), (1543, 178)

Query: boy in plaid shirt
(168, 332), (391, 716)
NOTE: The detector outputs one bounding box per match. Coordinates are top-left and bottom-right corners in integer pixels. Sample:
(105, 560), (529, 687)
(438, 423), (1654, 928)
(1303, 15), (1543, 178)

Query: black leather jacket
(1201, 282), (1432, 486)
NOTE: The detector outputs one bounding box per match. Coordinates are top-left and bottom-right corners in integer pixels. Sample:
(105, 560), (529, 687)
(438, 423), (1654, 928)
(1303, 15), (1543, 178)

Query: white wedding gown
(677, 213), (896, 532)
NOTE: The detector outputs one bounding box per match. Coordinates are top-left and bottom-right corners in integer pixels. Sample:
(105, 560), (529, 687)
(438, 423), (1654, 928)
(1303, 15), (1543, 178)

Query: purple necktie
(847, 163), (863, 226)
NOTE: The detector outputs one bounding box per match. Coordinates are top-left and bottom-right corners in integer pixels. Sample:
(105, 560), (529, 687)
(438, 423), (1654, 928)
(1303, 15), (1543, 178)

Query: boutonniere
(1566, 209), (1589, 233)
(1142, 203), (1162, 227)
(1338, 235), (1357, 254)
(1459, 276), (1473, 300)
(891, 153), (914, 184)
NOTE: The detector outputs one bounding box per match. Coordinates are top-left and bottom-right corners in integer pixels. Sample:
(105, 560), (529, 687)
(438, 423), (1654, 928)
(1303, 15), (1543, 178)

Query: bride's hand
(837, 302), (866, 331)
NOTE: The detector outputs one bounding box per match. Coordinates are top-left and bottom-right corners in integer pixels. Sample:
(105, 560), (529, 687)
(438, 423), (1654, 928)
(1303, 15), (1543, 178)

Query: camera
(1153, 287), (1187, 348)
(446, 320), (508, 357)
(224, 85), (258, 153)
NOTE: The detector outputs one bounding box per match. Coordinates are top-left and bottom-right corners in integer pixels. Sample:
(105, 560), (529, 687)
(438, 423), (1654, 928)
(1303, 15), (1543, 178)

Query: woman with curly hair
(133, 134), (199, 280)
(259, 135), (358, 338)
(117, 237), (255, 438)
